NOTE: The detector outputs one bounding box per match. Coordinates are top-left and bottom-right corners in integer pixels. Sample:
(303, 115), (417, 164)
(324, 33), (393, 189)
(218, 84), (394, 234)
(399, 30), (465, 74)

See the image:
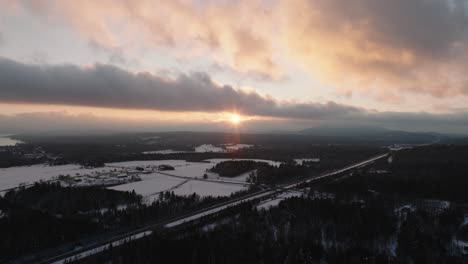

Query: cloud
(0, 57), (362, 120)
(4, 0), (468, 100)
(0, 31), (4, 46)
(282, 0), (468, 99)
(9, 0), (282, 80)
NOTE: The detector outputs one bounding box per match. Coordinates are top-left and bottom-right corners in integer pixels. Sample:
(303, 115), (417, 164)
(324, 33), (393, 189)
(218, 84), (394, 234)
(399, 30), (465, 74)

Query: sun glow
(229, 113), (242, 125)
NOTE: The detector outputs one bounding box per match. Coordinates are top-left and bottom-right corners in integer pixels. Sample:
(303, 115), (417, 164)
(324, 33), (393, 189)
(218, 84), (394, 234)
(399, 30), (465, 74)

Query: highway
(37, 153), (389, 264)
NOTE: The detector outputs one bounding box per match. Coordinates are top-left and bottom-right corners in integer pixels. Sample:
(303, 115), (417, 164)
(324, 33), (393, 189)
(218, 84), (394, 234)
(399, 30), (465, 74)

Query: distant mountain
(298, 125), (450, 143)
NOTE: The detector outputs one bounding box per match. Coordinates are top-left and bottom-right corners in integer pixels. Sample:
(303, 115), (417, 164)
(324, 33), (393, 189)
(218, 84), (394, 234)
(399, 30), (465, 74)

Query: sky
(0, 0), (468, 134)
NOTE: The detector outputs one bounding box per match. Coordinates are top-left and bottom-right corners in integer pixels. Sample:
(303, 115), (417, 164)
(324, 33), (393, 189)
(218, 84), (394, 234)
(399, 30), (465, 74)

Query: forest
(319, 145), (468, 202)
(209, 160), (270, 177)
(78, 193), (467, 264)
(3, 132), (386, 168)
(0, 182), (255, 262)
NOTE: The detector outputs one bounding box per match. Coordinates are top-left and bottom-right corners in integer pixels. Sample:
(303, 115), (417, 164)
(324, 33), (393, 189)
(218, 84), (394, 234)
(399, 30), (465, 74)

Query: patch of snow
(294, 158), (320, 164)
(223, 144), (253, 151)
(206, 158), (282, 167)
(394, 204), (416, 214)
(109, 173), (185, 197)
(454, 238), (468, 255)
(194, 144), (224, 153)
(167, 162), (215, 178)
(173, 180), (247, 197)
(228, 170), (254, 182)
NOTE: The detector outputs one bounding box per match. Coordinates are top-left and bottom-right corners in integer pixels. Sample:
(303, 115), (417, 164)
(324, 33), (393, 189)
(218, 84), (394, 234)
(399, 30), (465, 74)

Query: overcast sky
(0, 0), (468, 134)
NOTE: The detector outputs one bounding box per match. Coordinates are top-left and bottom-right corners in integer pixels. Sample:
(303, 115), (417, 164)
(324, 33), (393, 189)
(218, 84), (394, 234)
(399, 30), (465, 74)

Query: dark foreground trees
(79, 194), (467, 264)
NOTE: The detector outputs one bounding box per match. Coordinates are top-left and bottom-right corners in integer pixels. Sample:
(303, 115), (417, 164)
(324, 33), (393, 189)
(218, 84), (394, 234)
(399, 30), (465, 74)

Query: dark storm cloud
(0, 57), (363, 119)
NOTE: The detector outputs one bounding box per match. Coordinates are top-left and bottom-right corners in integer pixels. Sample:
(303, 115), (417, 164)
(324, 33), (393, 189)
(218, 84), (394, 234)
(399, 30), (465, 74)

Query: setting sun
(230, 114), (241, 125)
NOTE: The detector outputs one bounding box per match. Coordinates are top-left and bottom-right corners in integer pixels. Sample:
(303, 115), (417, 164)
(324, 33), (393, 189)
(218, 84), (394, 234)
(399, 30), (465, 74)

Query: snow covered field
(108, 158), (281, 180)
(107, 159), (265, 201)
(1, 158), (280, 200)
(173, 180), (246, 197)
(109, 173), (185, 196)
(0, 164), (113, 191)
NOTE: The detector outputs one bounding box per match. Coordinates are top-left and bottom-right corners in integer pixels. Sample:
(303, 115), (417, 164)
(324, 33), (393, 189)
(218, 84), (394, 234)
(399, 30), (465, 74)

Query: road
(37, 153), (389, 264)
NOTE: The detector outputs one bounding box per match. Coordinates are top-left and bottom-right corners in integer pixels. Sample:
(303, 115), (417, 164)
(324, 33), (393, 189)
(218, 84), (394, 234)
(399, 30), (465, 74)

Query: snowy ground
(223, 144), (253, 151)
(107, 158), (280, 201)
(207, 158), (282, 167)
(0, 164), (113, 191)
(195, 144), (225, 153)
(294, 158), (320, 164)
(108, 173), (186, 197)
(107, 158), (281, 181)
(172, 180), (246, 197)
(0, 158), (279, 201)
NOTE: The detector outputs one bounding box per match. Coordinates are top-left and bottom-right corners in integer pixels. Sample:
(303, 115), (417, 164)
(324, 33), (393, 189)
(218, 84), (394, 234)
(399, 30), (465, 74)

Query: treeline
(322, 145), (468, 202)
(209, 160), (270, 177)
(79, 194), (466, 264)
(3, 136), (383, 169)
(1, 183), (251, 261)
(0, 196), (100, 261)
(0, 145), (47, 168)
(4, 182), (140, 215)
(251, 163), (309, 185)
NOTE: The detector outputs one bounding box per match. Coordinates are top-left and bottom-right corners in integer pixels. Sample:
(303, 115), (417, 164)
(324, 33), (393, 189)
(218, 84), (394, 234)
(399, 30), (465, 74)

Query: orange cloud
(281, 0), (468, 100)
(14, 0), (282, 80)
(5, 0), (468, 101)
